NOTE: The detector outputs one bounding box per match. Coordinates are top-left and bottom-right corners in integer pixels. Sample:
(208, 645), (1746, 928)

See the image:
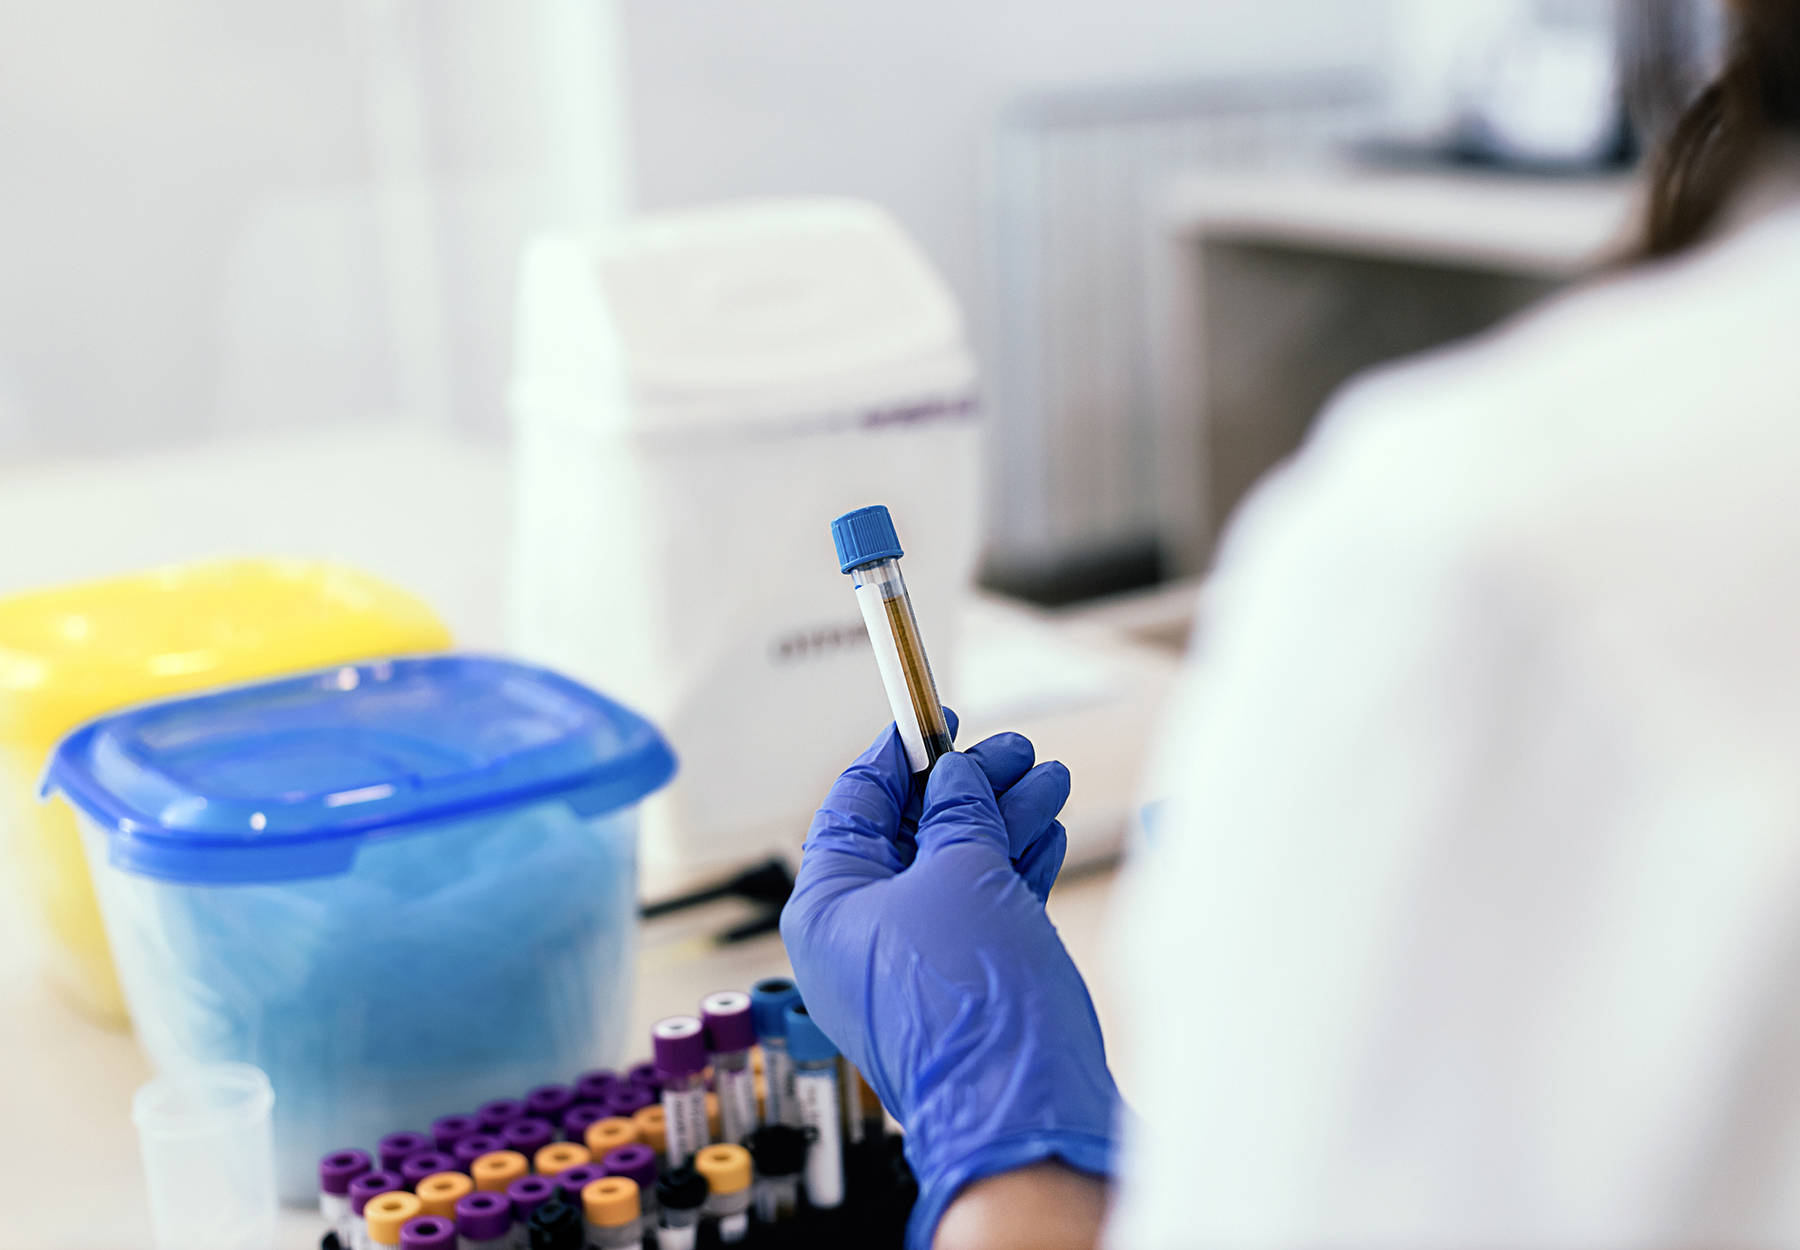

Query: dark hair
(1644, 2), (1800, 257)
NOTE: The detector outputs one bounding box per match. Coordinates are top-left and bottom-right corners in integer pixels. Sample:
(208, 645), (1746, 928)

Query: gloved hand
(780, 713), (1120, 1249)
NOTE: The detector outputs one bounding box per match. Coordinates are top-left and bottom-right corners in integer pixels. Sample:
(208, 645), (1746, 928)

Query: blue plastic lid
(749, 977), (801, 1039)
(830, 505), (903, 574)
(44, 655), (676, 884)
(783, 1002), (839, 1063)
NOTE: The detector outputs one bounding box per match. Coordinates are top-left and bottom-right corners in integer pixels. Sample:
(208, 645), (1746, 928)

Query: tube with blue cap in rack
(831, 505), (952, 786)
(784, 1002), (846, 1211)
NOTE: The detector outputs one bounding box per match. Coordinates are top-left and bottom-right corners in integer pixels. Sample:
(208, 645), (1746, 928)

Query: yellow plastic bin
(0, 559), (451, 1025)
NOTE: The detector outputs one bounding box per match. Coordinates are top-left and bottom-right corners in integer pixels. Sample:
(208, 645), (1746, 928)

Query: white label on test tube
(795, 1067), (845, 1209)
(853, 581), (931, 774)
(663, 1082), (710, 1168)
(763, 1044), (799, 1127)
(716, 1063), (759, 1143)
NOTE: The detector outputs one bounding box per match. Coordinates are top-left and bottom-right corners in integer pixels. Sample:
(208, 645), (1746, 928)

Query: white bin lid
(510, 198), (975, 432)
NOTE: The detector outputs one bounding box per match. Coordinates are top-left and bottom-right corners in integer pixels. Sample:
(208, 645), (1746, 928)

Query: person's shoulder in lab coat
(1109, 166), (1800, 1250)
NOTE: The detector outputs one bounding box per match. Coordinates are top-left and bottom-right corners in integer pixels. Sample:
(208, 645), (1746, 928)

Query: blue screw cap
(783, 1002), (840, 1063)
(750, 977), (802, 1039)
(831, 505), (904, 574)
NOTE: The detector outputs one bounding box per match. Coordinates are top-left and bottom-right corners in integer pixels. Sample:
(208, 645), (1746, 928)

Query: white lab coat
(1108, 168), (1800, 1250)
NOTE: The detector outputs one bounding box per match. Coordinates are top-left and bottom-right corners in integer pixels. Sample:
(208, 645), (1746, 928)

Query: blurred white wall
(621, 0), (1390, 341)
(0, 0), (1383, 465)
(0, 0), (630, 461)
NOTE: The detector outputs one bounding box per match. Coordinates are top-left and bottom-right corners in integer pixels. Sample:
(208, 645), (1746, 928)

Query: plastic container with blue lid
(45, 655), (675, 1203)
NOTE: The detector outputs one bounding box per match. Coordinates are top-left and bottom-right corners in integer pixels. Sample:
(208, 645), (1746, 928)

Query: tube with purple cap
(601, 1143), (660, 1220)
(398, 1214), (457, 1250)
(400, 1152), (461, 1189)
(453, 1190), (513, 1250)
(452, 1135), (507, 1170)
(701, 990), (759, 1144)
(476, 1099), (526, 1133)
(505, 1174), (558, 1229)
(652, 1017), (711, 1167)
(431, 1115), (484, 1154)
(380, 1132), (434, 1174)
(523, 1085), (575, 1130)
(627, 1061), (663, 1097)
(552, 1162), (609, 1204)
(499, 1116), (555, 1161)
(574, 1070), (619, 1105)
(601, 1085), (653, 1120)
(562, 1104), (608, 1143)
(319, 1148), (371, 1242)
(349, 1171), (405, 1250)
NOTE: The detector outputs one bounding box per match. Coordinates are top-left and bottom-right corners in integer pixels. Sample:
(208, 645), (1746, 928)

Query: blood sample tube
(573, 1070), (619, 1105)
(500, 1118), (555, 1162)
(476, 1100), (526, 1134)
(452, 1190), (513, 1250)
(523, 1085), (575, 1130)
(415, 1171), (473, 1218)
(701, 990), (760, 1144)
(601, 1085), (653, 1120)
(453, 1135), (508, 1171)
(654, 1165), (707, 1250)
(652, 1016), (711, 1167)
(600, 1143), (659, 1221)
(532, 1142), (590, 1177)
(432, 1116), (484, 1154)
(747, 1125), (808, 1226)
(785, 1003), (845, 1210)
(580, 1177), (641, 1250)
(550, 1163), (608, 1205)
(749, 978), (802, 1128)
(524, 1199), (582, 1250)
(831, 504), (952, 786)
(633, 1106), (668, 1164)
(469, 1150), (528, 1193)
(399, 1214), (456, 1250)
(561, 1104), (607, 1144)
(349, 1171), (405, 1250)
(380, 1133), (434, 1174)
(506, 1175), (558, 1231)
(694, 1144), (753, 1244)
(401, 1153), (461, 1190)
(583, 1117), (637, 1159)
(320, 1148), (372, 1242)
(365, 1192), (424, 1250)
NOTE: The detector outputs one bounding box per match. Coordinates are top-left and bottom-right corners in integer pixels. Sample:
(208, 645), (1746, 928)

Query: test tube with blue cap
(831, 505), (952, 785)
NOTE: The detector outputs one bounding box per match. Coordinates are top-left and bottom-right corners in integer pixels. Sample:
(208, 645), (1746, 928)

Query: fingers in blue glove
(1015, 819), (1069, 904)
(913, 752), (1014, 860)
(996, 760), (1070, 860)
(962, 731), (1035, 794)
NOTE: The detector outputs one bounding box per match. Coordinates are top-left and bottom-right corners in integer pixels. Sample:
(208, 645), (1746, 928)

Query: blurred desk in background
(1150, 166), (1640, 577)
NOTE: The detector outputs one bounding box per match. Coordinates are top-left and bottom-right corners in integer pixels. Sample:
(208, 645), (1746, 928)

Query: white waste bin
(507, 197), (979, 878)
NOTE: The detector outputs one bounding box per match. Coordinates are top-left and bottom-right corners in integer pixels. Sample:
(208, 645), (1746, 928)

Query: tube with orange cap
(469, 1150), (528, 1194)
(581, 1177), (642, 1250)
(413, 1171), (472, 1219)
(532, 1142), (590, 1177)
(695, 1143), (754, 1244)
(584, 1116), (637, 1159)
(365, 1191), (424, 1250)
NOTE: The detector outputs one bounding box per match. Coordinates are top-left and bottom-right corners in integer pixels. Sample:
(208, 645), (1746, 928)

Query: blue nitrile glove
(780, 713), (1120, 1250)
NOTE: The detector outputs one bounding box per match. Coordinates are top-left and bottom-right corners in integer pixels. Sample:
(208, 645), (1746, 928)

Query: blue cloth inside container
(48, 657), (674, 1202)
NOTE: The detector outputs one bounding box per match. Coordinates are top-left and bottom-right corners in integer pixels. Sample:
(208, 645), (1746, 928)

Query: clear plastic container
(48, 656), (674, 1202)
(0, 558), (450, 1025)
(132, 1061), (278, 1250)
